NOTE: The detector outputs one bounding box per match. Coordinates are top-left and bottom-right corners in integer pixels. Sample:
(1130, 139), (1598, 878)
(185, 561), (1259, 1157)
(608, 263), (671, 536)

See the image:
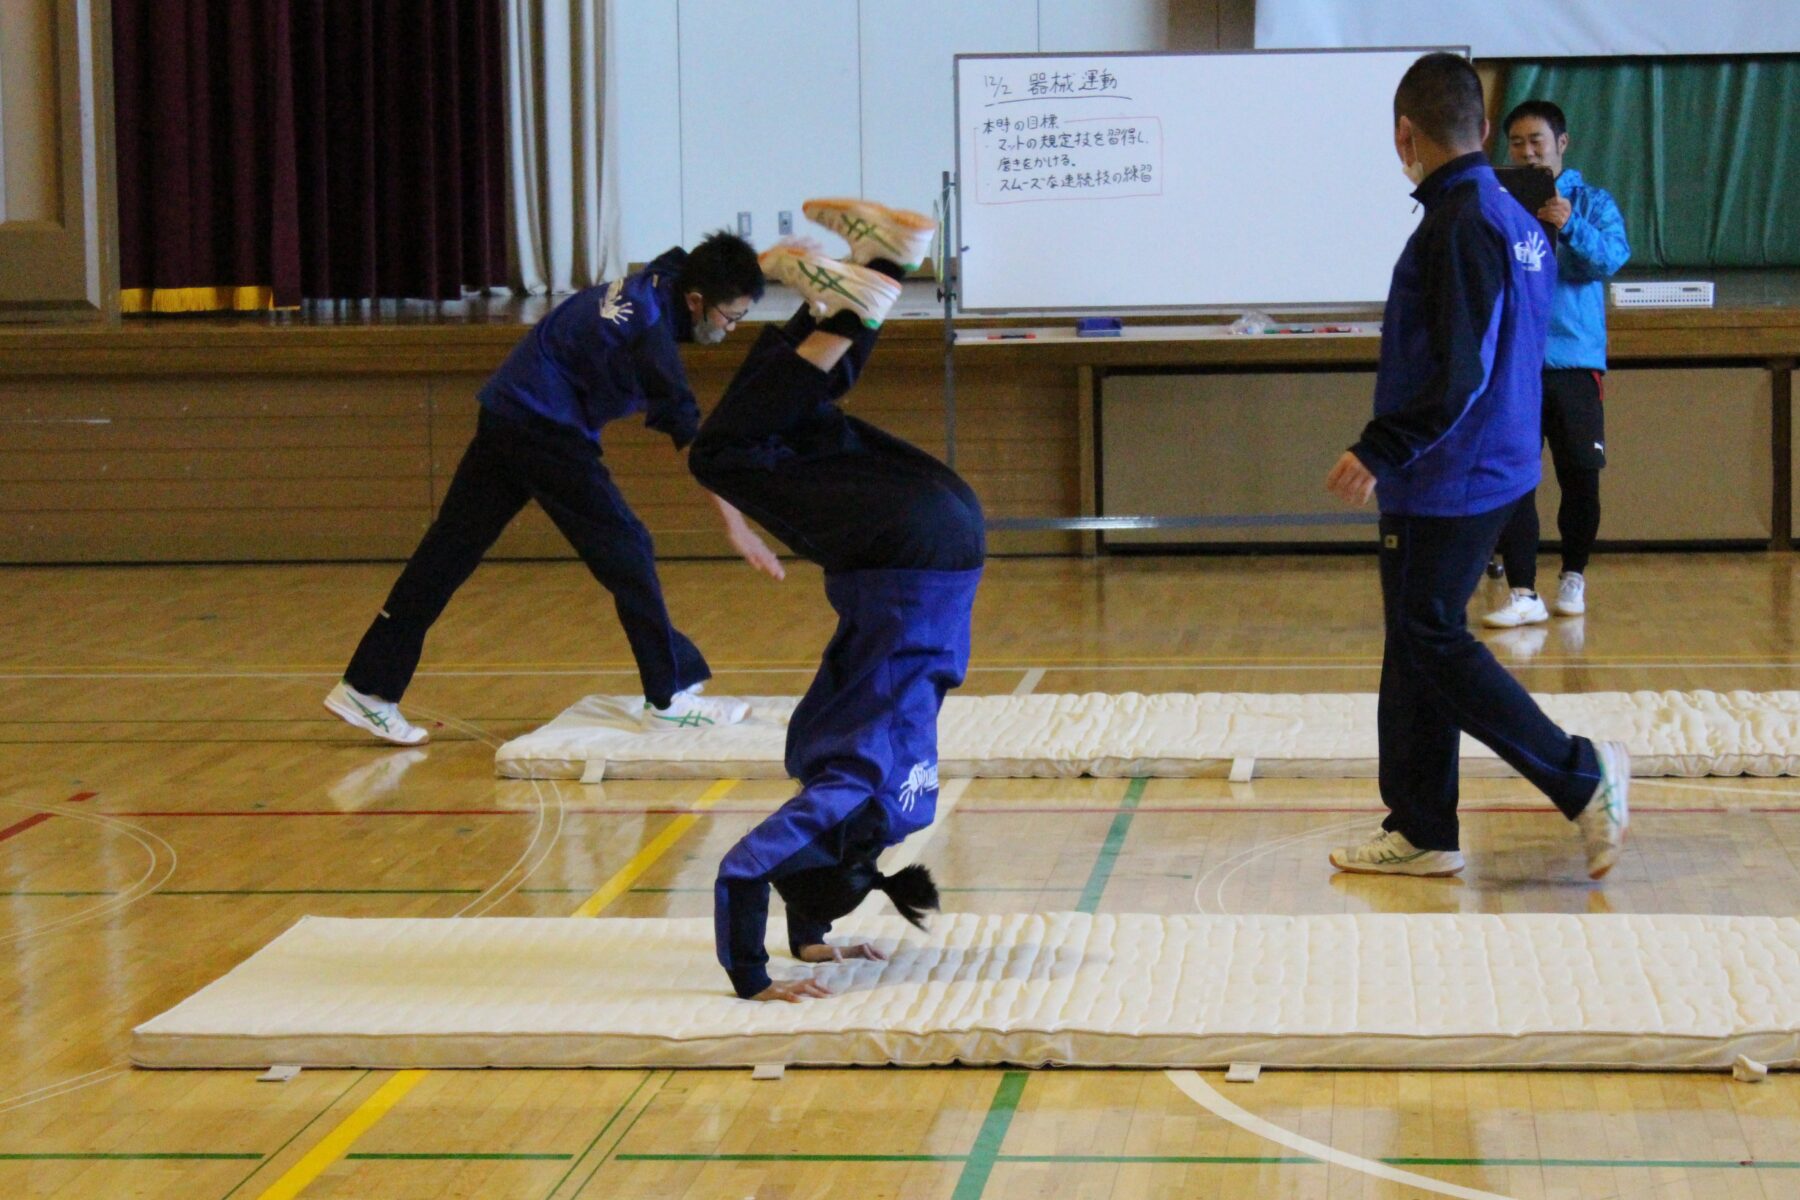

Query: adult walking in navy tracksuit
(690, 199), (979, 1002)
(323, 235), (780, 747)
(1324, 54), (1629, 881)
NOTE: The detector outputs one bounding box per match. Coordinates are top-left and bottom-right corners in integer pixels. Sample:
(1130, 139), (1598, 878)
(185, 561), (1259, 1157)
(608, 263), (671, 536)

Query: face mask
(1399, 127), (1426, 186)
(691, 320), (727, 346)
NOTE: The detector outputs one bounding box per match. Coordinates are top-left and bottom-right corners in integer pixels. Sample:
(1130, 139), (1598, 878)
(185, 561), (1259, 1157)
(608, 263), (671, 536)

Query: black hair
(1503, 99), (1568, 141)
(775, 861), (941, 930)
(1393, 52), (1486, 148)
(676, 230), (764, 307)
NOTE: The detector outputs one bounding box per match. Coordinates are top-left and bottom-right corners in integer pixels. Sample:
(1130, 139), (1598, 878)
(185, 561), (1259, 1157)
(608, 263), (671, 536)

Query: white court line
(8, 661), (1800, 682)
(0, 801), (178, 947)
(405, 704), (571, 920)
(0, 1066), (128, 1115)
(1165, 1070), (1518, 1200)
(1192, 816), (1368, 916)
(1011, 667), (1046, 696)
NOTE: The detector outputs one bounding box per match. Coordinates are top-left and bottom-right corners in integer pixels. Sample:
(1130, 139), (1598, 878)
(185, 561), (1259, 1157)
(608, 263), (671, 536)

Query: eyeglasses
(709, 303), (752, 327)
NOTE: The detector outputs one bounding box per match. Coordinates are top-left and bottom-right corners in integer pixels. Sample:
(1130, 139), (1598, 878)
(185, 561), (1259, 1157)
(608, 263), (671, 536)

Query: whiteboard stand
(939, 168), (960, 470)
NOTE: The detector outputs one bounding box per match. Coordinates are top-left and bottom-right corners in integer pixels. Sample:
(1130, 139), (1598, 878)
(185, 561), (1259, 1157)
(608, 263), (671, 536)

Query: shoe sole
(803, 197), (937, 234)
(1329, 854), (1464, 877)
(1584, 741), (1630, 879)
(323, 695), (429, 746)
(1482, 611), (1550, 628)
(802, 198), (935, 267)
(759, 248), (899, 326)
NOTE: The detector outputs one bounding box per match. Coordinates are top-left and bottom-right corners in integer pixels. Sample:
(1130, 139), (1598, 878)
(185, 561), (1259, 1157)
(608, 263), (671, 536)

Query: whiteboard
(953, 49), (1451, 313)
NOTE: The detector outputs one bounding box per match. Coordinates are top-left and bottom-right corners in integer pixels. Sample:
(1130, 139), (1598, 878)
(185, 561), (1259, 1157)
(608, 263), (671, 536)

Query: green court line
(560, 1070), (669, 1200)
(164, 888), (486, 896)
(218, 1069), (370, 1200)
(564, 1151), (1800, 1170)
(623, 887), (1084, 895)
(999, 1154), (1319, 1164)
(4, 886), (1088, 900)
(1076, 777), (1146, 914)
(617, 1153), (962, 1163)
(2, 888), (490, 898)
(542, 1073), (651, 1200)
(347, 1152), (571, 1161)
(0, 1152), (262, 1161)
(949, 1071), (1029, 1200)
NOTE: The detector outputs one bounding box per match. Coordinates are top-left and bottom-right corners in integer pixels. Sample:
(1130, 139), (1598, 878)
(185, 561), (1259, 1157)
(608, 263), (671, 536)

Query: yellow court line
(573, 779), (738, 917)
(248, 779), (736, 1198)
(255, 1070), (427, 1200)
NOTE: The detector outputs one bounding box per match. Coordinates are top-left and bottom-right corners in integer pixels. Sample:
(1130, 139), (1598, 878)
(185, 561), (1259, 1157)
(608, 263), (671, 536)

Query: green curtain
(1497, 57), (1800, 268)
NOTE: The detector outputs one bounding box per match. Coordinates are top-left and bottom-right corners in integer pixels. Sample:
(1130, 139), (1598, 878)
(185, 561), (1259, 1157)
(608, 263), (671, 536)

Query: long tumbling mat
(134, 913), (1800, 1071)
(494, 690), (1800, 780)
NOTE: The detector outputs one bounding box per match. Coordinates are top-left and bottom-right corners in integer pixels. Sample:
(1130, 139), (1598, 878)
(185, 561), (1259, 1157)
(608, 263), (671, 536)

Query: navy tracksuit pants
(1377, 497), (1602, 851)
(344, 406), (708, 709)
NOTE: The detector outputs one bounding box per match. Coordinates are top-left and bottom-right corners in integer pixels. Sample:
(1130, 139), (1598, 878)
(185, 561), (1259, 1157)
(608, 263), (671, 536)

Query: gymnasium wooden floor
(3, 550), (1798, 1199)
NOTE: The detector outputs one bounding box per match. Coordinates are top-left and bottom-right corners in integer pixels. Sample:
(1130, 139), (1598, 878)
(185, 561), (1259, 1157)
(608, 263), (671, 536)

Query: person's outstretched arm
(707, 493), (785, 580)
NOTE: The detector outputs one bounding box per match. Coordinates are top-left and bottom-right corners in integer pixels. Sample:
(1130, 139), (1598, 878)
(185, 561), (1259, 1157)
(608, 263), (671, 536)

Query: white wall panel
(612, 0), (683, 264)
(677, 0), (860, 250)
(1039, 0), (1170, 52)
(859, 0), (1038, 218)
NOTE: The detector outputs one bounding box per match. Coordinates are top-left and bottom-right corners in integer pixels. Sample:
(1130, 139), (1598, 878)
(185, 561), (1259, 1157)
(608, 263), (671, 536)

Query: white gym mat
(133, 913), (1800, 1071)
(494, 690), (1800, 780)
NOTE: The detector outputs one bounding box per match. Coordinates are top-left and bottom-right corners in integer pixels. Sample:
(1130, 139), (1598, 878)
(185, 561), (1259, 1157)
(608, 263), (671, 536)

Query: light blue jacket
(1547, 168), (1630, 371)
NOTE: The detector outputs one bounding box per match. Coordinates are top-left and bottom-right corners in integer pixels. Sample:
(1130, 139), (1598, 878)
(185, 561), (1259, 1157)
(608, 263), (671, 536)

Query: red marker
(987, 332), (1036, 340)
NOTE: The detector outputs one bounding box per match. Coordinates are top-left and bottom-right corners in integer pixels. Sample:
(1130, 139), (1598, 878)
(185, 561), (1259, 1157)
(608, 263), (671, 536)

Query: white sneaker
(1574, 740), (1630, 879)
(1553, 571), (1587, 616)
(323, 681), (430, 746)
(1329, 829), (1465, 876)
(1482, 588), (1550, 627)
(759, 240), (901, 329)
(642, 689), (749, 731)
(802, 197), (937, 272)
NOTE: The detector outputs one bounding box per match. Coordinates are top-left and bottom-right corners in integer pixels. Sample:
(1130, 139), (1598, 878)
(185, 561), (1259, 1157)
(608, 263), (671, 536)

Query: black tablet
(1495, 165), (1559, 242)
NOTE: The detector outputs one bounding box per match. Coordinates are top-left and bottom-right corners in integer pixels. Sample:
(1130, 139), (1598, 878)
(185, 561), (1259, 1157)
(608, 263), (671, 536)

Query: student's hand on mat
(754, 978), (833, 1002)
(797, 942), (888, 964)
(1326, 451), (1377, 506)
(1537, 195), (1572, 230)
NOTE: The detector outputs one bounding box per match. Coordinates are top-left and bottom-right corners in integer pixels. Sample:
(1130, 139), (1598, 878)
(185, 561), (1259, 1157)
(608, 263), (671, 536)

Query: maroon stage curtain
(114, 0), (507, 311)
(114, 0), (300, 312)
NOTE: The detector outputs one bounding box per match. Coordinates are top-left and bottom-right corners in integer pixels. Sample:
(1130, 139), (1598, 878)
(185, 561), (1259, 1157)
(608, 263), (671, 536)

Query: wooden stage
(2, 270), (1795, 564)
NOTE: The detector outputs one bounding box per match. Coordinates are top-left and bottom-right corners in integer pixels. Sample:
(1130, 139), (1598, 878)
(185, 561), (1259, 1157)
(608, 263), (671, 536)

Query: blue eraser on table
(1076, 317), (1123, 337)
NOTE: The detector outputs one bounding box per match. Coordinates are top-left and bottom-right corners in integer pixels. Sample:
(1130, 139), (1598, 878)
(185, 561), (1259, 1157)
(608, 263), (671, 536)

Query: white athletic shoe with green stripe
(802, 197), (937, 272)
(759, 240), (901, 329)
(1574, 739), (1629, 879)
(1329, 828), (1465, 876)
(324, 680), (430, 746)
